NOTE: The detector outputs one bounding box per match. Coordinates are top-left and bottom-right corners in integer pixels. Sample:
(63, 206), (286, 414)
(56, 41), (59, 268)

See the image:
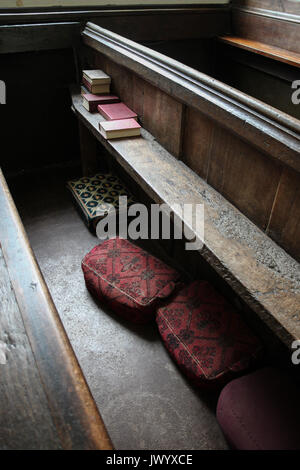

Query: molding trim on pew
(232, 6), (300, 24)
(0, 6), (230, 25)
(82, 22), (300, 173)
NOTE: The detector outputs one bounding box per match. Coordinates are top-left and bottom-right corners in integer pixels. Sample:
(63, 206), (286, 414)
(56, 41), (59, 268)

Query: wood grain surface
(0, 169), (113, 450)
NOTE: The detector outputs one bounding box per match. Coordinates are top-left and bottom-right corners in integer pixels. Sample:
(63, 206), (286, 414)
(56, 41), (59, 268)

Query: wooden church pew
(71, 78), (300, 350)
(0, 168), (113, 450)
(0, 3), (299, 449)
(69, 22), (300, 352)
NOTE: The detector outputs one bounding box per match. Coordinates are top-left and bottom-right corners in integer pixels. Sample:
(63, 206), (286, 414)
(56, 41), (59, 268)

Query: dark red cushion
(156, 280), (263, 388)
(217, 368), (300, 449)
(82, 237), (180, 323)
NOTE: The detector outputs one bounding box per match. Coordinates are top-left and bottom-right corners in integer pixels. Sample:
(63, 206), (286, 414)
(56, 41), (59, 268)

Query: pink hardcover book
(82, 93), (120, 112)
(97, 102), (137, 121)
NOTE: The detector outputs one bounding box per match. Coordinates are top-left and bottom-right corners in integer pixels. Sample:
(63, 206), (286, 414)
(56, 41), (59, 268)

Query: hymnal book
(82, 70), (111, 85)
(82, 93), (120, 112)
(99, 119), (141, 139)
(82, 77), (110, 94)
(97, 102), (137, 121)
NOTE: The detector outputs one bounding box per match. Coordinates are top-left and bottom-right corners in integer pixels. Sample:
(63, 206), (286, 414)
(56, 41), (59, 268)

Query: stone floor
(8, 167), (228, 450)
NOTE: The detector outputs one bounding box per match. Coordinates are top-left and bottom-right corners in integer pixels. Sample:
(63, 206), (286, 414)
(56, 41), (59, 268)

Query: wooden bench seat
(218, 36), (300, 68)
(0, 169), (113, 450)
(71, 86), (300, 350)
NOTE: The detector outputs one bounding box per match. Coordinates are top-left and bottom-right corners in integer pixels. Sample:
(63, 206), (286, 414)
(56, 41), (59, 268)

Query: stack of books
(81, 69), (141, 140)
(81, 69), (120, 112)
(82, 69), (111, 94)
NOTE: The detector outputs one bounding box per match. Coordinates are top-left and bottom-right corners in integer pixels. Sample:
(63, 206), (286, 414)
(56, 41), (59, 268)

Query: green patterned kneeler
(67, 173), (136, 231)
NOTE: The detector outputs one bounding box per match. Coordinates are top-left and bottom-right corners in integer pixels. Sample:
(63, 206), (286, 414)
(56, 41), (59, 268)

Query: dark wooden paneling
(142, 81), (184, 158)
(90, 46), (107, 71)
(182, 107), (214, 180)
(267, 168), (300, 262)
(0, 23), (80, 54)
(78, 121), (99, 176)
(132, 74), (145, 118)
(232, 9), (300, 53)
(105, 60), (135, 111)
(93, 11), (231, 41)
(144, 38), (217, 76)
(0, 48), (79, 174)
(0, 7), (231, 42)
(214, 47), (300, 120)
(207, 126), (282, 230)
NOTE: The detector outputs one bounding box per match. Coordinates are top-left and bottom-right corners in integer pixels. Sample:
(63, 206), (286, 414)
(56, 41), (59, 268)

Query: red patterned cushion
(156, 281), (263, 388)
(82, 237), (181, 323)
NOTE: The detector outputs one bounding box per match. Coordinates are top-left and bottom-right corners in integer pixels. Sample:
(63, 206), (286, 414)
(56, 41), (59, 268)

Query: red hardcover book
(82, 77), (92, 91)
(82, 93), (120, 112)
(97, 102), (137, 121)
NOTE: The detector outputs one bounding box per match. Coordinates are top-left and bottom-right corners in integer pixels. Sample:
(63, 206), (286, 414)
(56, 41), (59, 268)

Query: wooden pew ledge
(218, 36), (300, 68)
(71, 86), (300, 349)
(0, 168), (113, 450)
